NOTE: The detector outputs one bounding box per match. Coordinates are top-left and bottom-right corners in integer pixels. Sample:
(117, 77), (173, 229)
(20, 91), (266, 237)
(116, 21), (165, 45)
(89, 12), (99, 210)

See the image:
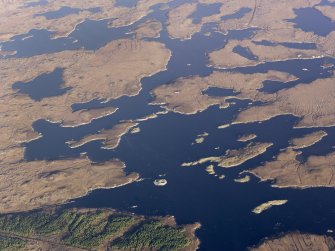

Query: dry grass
(251, 232), (335, 251)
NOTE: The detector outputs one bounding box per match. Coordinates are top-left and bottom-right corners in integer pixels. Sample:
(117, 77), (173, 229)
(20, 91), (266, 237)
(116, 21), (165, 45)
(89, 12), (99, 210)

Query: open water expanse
(5, 1), (335, 249)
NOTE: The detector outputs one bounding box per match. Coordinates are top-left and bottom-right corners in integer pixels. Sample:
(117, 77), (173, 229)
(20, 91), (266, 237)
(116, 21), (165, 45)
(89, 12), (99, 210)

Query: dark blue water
(318, 0), (335, 6)
(253, 40), (317, 50)
(9, 1), (335, 250)
(23, 45), (335, 251)
(71, 99), (109, 112)
(259, 79), (294, 94)
(202, 87), (237, 97)
(0, 20), (132, 58)
(236, 57), (335, 93)
(12, 68), (71, 101)
(69, 110), (335, 250)
(0, 1), (188, 58)
(35, 7), (81, 19)
(233, 45), (258, 61)
(1, 0), (258, 59)
(289, 7), (335, 36)
(189, 3), (222, 24)
(34, 6), (101, 20)
(280, 42), (317, 50)
(221, 7), (252, 21)
(26, 102), (335, 251)
(23, 23), (249, 160)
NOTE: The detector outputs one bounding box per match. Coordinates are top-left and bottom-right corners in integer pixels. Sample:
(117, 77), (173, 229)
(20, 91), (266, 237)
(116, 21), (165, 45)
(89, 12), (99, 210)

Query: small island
(219, 143), (273, 168)
(193, 132), (209, 144)
(130, 127), (141, 134)
(181, 142), (273, 169)
(154, 179), (168, 186)
(237, 134), (257, 142)
(252, 200), (288, 214)
(205, 165), (215, 175)
(234, 175), (250, 183)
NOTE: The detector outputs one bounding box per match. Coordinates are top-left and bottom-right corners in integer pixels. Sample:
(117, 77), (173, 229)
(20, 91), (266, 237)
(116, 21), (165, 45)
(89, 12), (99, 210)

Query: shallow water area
(233, 45), (259, 61)
(221, 7), (252, 21)
(289, 7), (335, 36)
(202, 87), (238, 97)
(115, 0), (138, 8)
(189, 3), (223, 24)
(12, 68), (70, 101)
(34, 6), (102, 20)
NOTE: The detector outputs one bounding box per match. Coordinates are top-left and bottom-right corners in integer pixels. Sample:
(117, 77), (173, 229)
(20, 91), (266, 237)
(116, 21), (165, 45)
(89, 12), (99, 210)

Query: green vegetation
(63, 212), (135, 248)
(112, 221), (190, 251)
(0, 209), (135, 249)
(0, 211), (55, 236)
(0, 209), (194, 250)
(0, 236), (27, 251)
(36, 211), (77, 235)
